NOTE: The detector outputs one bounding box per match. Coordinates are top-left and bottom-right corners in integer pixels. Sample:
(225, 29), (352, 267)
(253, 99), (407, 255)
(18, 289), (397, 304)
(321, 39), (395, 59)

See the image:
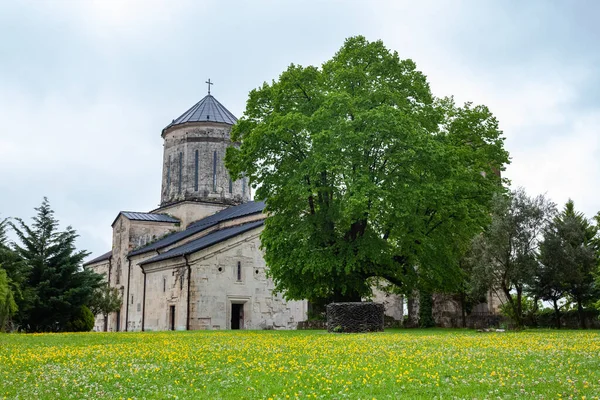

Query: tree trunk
(552, 299), (561, 329)
(512, 286), (524, 329)
(103, 313), (108, 332)
(577, 300), (586, 329)
(502, 285), (522, 328)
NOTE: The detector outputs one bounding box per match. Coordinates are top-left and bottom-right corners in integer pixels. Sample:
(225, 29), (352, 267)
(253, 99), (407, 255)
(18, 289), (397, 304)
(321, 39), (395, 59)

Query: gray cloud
(1, 0), (598, 258)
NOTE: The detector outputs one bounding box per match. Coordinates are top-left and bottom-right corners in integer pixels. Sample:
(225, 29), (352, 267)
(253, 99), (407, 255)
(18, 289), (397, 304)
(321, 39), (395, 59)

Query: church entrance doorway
(169, 305), (176, 330)
(231, 303), (244, 329)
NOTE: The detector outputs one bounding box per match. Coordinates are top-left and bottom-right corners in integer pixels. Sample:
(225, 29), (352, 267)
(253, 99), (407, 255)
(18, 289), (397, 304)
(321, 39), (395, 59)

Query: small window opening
(213, 150), (217, 192)
(166, 155), (171, 192)
(163, 277), (166, 292)
(237, 261), (242, 282)
(131, 295), (134, 305)
(194, 150), (199, 191)
(178, 152), (183, 194)
(218, 267), (223, 272)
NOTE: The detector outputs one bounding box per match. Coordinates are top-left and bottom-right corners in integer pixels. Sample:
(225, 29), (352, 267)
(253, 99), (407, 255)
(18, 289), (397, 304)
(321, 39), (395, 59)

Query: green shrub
(66, 305), (95, 332)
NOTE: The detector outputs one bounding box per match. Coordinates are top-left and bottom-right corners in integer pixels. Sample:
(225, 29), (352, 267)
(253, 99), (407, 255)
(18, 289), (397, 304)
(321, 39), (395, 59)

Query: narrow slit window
(213, 150), (217, 192)
(131, 295), (134, 305)
(178, 152), (183, 194)
(229, 177), (233, 194)
(237, 261), (242, 282)
(194, 150), (199, 191)
(166, 156), (171, 192)
(163, 277), (166, 292)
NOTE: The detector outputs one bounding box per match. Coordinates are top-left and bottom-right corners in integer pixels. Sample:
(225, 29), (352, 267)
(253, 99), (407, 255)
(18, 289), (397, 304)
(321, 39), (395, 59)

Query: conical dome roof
(163, 94), (237, 134)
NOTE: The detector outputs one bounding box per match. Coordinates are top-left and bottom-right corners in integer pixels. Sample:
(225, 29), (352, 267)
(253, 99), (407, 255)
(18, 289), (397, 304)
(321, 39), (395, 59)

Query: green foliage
(226, 36), (509, 303)
(66, 305), (95, 332)
(9, 198), (103, 332)
(0, 217), (23, 332)
(0, 269), (17, 332)
(468, 189), (555, 328)
(539, 200), (599, 328)
(89, 283), (122, 331)
(498, 296), (539, 327)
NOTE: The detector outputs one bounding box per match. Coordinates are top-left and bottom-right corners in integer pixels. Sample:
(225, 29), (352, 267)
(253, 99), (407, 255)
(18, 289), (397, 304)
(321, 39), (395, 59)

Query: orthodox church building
(84, 87), (504, 331)
(84, 89), (312, 331)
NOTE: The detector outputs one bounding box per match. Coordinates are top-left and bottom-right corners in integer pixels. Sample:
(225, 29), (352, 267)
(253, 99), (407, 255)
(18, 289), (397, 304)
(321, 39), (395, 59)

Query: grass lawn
(1, 329), (599, 399)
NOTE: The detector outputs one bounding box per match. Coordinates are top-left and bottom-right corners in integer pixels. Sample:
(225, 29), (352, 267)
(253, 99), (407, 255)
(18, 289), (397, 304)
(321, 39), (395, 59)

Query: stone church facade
(84, 93), (310, 332)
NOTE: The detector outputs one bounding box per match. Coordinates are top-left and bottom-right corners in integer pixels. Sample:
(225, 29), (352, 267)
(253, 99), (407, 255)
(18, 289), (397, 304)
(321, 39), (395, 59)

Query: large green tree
(226, 36), (509, 303)
(468, 189), (555, 328)
(10, 198), (102, 332)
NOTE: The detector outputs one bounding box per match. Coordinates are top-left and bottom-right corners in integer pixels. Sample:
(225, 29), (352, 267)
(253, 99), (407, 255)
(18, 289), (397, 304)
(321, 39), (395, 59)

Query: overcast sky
(1, 0), (599, 260)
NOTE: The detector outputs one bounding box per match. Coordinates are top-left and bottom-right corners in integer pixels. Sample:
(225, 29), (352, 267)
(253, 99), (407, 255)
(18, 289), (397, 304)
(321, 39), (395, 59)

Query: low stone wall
(435, 312), (508, 329)
(326, 302), (384, 333)
(297, 320), (327, 330)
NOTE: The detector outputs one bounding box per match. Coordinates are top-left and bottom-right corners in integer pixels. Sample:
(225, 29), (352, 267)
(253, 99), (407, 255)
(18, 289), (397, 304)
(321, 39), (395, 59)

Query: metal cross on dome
(206, 78), (213, 95)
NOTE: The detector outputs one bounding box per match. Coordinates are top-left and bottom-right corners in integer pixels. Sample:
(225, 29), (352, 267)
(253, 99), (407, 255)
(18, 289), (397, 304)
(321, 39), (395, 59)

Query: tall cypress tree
(10, 198), (102, 332)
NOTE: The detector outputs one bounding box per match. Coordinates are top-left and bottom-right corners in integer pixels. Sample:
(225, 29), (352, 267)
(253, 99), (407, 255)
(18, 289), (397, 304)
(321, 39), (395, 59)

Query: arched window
(115, 260), (122, 285)
(194, 150), (199, 192)
(178, 152), (183, 194)
(212, 150), (217, 192)
(166, 155), (171, 192)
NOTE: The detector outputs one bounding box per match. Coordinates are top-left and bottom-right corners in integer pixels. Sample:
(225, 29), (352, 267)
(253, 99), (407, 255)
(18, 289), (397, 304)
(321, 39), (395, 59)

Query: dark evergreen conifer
(10, 198), (102, 332)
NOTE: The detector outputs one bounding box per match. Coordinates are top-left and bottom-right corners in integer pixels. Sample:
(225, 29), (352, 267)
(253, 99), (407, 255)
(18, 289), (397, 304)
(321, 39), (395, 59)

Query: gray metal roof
(111, 211), (180, 227)
(121, 212), (180, 223)
(129, 201), (265, 257)
(139, 220), (264, 266)
(83, 250), (112, 266)
(163, 94), (237, 132)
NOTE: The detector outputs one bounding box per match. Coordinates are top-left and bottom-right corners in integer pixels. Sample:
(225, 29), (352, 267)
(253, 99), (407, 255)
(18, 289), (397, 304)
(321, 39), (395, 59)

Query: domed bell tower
(160, 81), (249, 207)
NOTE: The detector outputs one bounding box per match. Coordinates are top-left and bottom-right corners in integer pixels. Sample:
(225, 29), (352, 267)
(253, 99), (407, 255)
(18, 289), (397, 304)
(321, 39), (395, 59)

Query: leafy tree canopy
(89, 283), (122, 331)
(468, 189), (555, 328)
(226, 36), (509, 302)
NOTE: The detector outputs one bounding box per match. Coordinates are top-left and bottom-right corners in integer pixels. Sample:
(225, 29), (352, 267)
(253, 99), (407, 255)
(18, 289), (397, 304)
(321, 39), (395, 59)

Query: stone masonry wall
(161, 123), (250, 207)
(141, 226), (307, 331)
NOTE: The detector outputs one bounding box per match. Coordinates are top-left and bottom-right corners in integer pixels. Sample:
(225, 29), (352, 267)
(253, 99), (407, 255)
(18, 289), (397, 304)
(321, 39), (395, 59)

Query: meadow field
(1, 329), (599, 399)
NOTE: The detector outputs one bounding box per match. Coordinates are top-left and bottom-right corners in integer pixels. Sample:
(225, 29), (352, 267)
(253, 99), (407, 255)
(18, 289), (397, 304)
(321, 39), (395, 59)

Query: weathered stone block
(326, 302), (384, 333)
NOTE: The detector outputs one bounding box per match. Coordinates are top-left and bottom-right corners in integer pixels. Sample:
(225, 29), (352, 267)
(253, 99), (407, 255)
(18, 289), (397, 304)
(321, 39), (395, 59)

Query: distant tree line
(459, 189), (600, 329)
(0, 198), (118, 333)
